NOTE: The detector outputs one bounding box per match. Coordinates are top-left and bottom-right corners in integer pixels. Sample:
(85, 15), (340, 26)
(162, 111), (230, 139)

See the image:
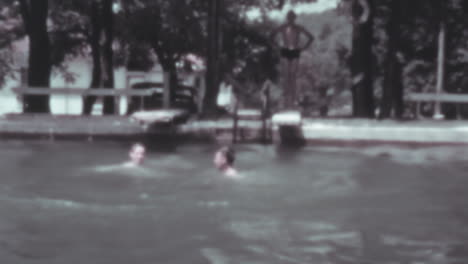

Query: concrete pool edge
(1, 114), (468, 145)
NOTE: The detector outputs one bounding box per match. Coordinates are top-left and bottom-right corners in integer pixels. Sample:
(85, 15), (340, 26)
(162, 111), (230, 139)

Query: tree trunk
(351, 0), (374, 118)
(203, 0), (221, 115)
(379, 0), (404, 119)
(20, 0), (51, 113)
(155, 52), (178, 105)
(82, 0), (115, 115)
(101, 0), (115, 114)
(83, 0), (102, 115)
(161, 62), (178, 106)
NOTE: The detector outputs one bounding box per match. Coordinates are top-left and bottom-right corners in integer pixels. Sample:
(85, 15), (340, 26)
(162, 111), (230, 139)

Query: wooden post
(232, 97), (239, 144)
(65, 87), (69, 115)
(416, 102), (421, 119)
(197, 74), (206, 114)
(20, 69), (28, 113)
(261, 81), (271, 143)
(204, 0), (221, 113)
(163, 71), (171, 109)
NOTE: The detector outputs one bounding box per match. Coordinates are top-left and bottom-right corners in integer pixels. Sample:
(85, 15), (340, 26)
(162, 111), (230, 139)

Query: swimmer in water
(213, 146), (239, 178)
(124, 143), (146, 167)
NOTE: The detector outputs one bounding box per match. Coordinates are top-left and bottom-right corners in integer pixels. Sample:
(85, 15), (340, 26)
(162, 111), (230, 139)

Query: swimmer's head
(129, 143), (146, 165)
(286, 10), (296, 23)
(214, 146), (235, 170)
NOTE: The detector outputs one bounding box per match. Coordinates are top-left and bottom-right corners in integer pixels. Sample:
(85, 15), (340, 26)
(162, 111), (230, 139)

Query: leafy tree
(82, 0), (116, 115)
(379, 0), (468, 119)
(217, 9), (279, 104)
(45, 0), (117, 115)
(121, 0), (206, 105)
(275, 9), (351, 116)
(0, 2), (23, 88)
(48, 0), (88, 69)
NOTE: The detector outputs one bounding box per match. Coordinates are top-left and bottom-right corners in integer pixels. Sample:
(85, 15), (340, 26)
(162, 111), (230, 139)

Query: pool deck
(1, 113), (468, 145)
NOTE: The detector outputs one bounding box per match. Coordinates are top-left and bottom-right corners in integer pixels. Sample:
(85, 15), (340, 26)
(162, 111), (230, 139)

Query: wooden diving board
(236, 109), (263, 120)
(130, 109), (191, 129)
(271, 110), (304, 145)
(272, 110), (302, 126)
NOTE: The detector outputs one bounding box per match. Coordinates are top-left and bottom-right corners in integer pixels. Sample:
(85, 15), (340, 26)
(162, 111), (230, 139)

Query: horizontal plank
(126, 71), (162, 76)
(12, 87), (162, 96)
(406, 93), (468, 102)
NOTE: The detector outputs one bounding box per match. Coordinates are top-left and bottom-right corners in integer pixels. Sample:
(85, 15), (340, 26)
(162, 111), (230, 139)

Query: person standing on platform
(270, 10), (314, 109)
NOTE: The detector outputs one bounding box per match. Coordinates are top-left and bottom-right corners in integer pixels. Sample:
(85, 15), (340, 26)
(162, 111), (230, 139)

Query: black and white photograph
(0, 0), (467, 263)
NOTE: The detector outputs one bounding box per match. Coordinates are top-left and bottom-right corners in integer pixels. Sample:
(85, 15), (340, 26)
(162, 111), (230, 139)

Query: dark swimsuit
(280, 48), (301, 60)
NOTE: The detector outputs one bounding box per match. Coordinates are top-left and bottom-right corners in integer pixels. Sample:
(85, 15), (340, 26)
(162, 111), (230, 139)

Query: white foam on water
(383, 235), (443, 247)
(381, 234), (457, 263)
(200, 248), (230, 264)
(34, 197), (84, 209)
(87, 163), (165, 178)
(366, 146), (468, 166)
(312, 171), (358, 195)
(197, 200), (230, 208)
(311, 145), (468, 166)
(291, 221), (338, 232)
(224, 172), (245, 180)
(0, 195), (144, 213)
(32, 197), (144, 212)
(245, 245), (306, 264)
(91, 163), (125, 173)
(299, 245), (334, 255)
(145, 154), (197, 171)
(226, 170), (287, 187)
(305, 231), (360, 244)
(139, 193), (149, 200)
(227, 218), (283, 241)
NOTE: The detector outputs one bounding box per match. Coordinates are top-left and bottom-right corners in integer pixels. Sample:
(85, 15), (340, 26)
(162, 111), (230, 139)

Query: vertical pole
(261, 81), (271, 143)
(114, 89), (120, 115)
(65, 81), (69, 115)
(433, 4), (445, 120)
(204, 0), (221, 114)
(197, 73), (206, 114)
(163, 71), (171, 109)
(232, 96), (239, 144)
(125, 71), (130, 114)
(20, 67), (28, 113)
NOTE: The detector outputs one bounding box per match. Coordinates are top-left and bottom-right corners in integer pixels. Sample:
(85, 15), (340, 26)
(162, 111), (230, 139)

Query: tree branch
(357, 0), (370, 24)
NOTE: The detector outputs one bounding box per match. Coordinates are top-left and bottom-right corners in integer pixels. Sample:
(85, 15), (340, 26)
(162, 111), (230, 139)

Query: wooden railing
(12, 72), (206, 115)
(406, 92), (468, 119)
(12, 87), (161, 114)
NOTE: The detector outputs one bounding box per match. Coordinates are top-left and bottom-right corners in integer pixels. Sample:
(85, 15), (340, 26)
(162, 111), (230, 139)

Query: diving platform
(271, 110), (305, 145)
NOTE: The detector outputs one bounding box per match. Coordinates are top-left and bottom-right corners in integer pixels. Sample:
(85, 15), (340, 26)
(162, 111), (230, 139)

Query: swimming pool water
(0, 141), (467, 263)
